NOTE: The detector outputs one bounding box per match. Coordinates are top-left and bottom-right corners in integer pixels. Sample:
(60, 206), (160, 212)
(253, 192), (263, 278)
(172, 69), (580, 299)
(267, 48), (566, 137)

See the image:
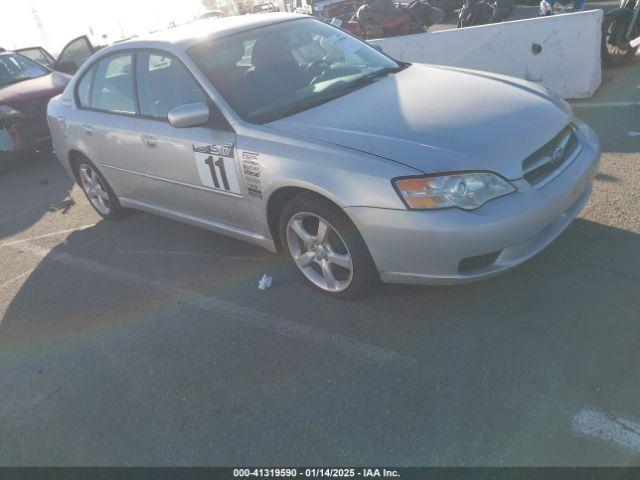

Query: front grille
(522, 125), (579, 187)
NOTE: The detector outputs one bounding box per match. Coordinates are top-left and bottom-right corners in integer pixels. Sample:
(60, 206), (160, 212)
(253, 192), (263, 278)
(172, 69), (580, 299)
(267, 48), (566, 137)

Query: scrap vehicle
(457, 0), (513, 27)
(251, 3), (280, 12)
(334, 0), (444, 39)
(48, 14), (601, 298)
(0, 36), (97, 170)
(311, 0), (362, 21)
(199, 10), (227, 19)
(602, 0), (640, 66)
(14, 46), (57, 70)
(17, 35), (101, 75)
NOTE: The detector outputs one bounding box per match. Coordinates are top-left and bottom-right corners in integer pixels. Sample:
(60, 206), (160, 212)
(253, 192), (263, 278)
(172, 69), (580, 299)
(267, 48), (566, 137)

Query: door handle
(82, 124), (94, 136)
(141, 134), (157, 148)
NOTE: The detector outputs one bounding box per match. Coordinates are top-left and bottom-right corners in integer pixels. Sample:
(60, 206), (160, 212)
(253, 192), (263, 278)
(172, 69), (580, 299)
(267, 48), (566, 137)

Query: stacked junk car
(457, 0), (513, 27)
(314, 0), (451, 39)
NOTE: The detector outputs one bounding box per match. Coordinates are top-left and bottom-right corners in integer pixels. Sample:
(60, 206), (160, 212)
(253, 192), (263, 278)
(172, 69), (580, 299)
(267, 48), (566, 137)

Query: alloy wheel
(286, 212), (354, 293)
(79, 164), (111, 216)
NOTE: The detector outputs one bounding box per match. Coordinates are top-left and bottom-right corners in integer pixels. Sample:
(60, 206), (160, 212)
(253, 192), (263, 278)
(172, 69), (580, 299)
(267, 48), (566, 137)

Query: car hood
(266, 64), (571, 180)
(0, 71), (71, 106)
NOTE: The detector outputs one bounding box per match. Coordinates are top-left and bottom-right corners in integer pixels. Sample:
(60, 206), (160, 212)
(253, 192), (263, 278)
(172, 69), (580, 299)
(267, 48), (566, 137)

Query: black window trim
(76, 62), (97, 109)
(74, 47), (233, 132)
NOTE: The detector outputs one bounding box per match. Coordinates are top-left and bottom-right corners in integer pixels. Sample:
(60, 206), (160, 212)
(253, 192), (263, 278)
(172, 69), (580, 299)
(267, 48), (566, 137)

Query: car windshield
(189, 18), (402, 124)
(0, 54), (49, 88)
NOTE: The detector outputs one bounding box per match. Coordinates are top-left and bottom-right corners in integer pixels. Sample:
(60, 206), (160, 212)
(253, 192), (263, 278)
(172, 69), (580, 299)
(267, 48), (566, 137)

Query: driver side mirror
(168, 102), (210, 128)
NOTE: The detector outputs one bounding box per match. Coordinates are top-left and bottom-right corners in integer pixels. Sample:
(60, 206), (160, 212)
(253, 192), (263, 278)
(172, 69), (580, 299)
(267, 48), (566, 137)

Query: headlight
(394, 172), (515, 210)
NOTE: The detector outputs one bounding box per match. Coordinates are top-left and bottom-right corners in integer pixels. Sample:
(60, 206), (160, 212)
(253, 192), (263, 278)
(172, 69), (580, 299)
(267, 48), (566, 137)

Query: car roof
(118, 13), (305, 52)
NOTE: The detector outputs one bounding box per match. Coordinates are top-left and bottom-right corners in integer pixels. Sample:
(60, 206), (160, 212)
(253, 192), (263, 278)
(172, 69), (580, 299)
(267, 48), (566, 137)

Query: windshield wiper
(364, 65), (406, 80)
(326, 65), (406, 94)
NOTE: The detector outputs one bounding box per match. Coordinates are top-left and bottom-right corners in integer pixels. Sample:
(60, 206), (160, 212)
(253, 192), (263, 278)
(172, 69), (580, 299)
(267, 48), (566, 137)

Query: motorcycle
(457, 0), (513, 27)
(602, 0), (640, 66)
(333, 0), (444, 39)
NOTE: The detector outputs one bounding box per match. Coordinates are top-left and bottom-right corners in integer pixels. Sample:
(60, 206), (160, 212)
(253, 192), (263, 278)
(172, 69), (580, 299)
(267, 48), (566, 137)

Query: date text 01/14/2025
(232, 468), (401, 478)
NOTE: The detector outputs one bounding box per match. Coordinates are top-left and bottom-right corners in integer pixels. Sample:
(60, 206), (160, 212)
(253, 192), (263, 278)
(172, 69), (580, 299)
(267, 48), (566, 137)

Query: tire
(279, 192), (379, 299)
(74, 157), (124, 220)
(602, 11), (638, 68)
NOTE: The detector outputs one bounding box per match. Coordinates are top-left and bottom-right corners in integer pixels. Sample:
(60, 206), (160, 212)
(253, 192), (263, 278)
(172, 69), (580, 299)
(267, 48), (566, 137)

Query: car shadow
(1, 203), (639, 465)
(2, 211), (638, 349)
(0, 153), (75, 242)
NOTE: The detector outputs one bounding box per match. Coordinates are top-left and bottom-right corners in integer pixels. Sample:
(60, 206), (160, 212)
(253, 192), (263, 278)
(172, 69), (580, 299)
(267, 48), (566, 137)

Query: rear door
(131, 50), (253, 229)
(54, 35), (94, 75)
(71, 52), (138, 197)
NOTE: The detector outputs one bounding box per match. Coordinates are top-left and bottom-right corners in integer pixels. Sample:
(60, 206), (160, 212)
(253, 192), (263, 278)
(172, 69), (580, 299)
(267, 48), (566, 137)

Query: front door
(54, 35), (94, 75)
(131, 51), (253, 230)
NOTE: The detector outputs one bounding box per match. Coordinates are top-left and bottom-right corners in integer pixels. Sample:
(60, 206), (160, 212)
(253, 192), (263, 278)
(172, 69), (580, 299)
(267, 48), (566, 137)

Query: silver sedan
(47, 13), (600, 298)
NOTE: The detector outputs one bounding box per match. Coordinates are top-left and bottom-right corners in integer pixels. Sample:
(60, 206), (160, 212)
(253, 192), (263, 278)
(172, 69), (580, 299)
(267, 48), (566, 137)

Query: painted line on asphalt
(0, 270), (32, 290)
(570, 100), (640, 109)
(11, 241), (416, 370)
(0, 194), (68, 229)
(572, 407), (640, 452)
(0, 225), (95, 249)
(117, 249), (267, 261)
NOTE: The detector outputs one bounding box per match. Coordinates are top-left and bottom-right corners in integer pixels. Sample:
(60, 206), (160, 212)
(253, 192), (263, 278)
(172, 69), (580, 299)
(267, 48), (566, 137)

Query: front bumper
(344, 119), (601, 285)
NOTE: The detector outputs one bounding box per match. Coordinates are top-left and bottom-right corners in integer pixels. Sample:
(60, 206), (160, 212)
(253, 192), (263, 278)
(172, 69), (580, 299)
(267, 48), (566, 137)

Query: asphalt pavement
(0, 60), (639, 467)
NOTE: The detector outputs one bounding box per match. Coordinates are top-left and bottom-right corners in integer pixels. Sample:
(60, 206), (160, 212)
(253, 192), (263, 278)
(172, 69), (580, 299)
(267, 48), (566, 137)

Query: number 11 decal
(204, 156), (230, 191)
(193, 143), (241, 195)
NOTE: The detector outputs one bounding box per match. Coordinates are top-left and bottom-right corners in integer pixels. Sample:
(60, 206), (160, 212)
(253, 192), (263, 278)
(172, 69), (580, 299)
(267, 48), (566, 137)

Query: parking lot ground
(1, 67), (640, 465)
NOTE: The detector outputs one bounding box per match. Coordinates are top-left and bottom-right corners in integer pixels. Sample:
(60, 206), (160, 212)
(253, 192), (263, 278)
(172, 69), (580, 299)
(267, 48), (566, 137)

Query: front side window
(189, 18), (401, 124)
(0, 54), (48, 88)
(136, 52), (207, 119)
(90, 53), (136, 114)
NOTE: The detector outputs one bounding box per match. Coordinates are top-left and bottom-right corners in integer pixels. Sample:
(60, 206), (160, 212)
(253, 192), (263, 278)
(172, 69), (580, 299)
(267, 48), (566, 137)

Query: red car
(0, 36), (95, 170)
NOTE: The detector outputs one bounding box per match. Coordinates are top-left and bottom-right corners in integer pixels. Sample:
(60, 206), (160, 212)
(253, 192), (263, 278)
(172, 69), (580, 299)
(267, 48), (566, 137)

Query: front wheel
(602, 11), (639, 67)
(279, 192), (379, 299)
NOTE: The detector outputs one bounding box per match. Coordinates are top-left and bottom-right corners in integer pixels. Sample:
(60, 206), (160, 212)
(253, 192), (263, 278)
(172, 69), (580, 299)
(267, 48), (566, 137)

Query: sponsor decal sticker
(241, 151), (263, 199)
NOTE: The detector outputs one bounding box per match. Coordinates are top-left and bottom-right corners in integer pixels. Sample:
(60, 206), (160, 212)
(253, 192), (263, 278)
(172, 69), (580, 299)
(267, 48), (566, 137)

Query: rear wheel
(602, 11), (639, 67)
(75, 158), (124, 219)
(279, 192), (379, 299)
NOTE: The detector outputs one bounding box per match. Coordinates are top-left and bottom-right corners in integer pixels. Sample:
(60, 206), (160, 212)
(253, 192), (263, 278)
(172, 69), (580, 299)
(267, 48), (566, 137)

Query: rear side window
(76, 65), (95, 107)
(90, 53), (136, 114)
(135, 52), (206, 119)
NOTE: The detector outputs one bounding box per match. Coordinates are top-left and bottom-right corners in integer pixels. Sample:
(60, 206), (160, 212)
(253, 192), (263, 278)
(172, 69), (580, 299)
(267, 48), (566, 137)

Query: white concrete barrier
(372, 10), (603, 99)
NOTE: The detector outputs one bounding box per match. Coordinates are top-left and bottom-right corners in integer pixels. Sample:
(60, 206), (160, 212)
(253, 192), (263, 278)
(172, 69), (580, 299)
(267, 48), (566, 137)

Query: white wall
(373, 10), (603, 99)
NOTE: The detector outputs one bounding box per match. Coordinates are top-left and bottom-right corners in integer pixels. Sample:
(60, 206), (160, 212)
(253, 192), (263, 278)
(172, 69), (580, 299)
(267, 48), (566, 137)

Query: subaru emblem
(551, 146), (565, 163)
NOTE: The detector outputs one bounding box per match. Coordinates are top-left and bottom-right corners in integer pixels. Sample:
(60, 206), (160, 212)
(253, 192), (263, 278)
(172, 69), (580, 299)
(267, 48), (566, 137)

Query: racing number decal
(204, 155), (229, 190)
(193, 143), (241, 195)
